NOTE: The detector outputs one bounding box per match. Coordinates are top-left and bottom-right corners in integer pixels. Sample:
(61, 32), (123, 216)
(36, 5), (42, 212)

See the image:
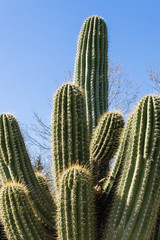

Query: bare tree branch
(147, 63), (160, 92)
(108, 61), (139, 114)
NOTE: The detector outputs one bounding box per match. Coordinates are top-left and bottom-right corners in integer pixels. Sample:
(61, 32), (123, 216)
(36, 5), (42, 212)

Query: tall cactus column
(52, 83), (89, 186)
(103, 95), (160, 240)
(73, 16), (108, 133)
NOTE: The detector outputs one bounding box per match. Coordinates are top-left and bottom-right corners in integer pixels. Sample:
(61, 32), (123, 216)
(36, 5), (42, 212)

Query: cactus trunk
(73, 16), (108, 133)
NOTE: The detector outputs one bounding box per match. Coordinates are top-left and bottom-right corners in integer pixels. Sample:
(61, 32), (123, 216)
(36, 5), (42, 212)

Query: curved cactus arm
(35, 171), (55, 204)
(103, 95), (160, 240)
(57, 165), (95, 240)
(0, 182), (47, 240)
(0, 114), (56, 237)
(73, 15), (108, 133)
(90, 111), (124, 183)
(101, 112), (133, 196)
(52, 83), (89, 187)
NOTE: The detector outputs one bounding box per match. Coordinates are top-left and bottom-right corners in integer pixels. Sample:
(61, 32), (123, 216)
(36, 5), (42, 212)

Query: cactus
(90, 111), (125, 183)
(102, 113), (134, 196)
(0, 182), (47, 240)
(52, 83), (89, 186)
(57, 165), (95, 240)
(103, 95), (160, 240)
(35, 171), (55, 207)
(95, 113), (134, 239)
(0, 113), (56, 238)
(73, 15), (108, 133)
(0, 15), (160, 240)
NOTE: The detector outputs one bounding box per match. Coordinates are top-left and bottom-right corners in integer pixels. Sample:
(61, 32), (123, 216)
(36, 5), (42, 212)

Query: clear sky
(0, 0), (160, 127)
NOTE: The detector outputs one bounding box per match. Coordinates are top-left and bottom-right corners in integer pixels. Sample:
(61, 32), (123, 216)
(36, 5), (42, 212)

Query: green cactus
(0, 182), (47, 240)
(90, 111), (125, 183)
(0, 113), (56, 238)
(73, 15), (108, 133)
(52, 83), (89, 186)
(95, 113), (134, 240)
(57, 165), (95, 240)
(35, 171), (55, 207)
(103, 95), (160, 240)
(90, 111), (125, 239)
(102, 113), (134, 196)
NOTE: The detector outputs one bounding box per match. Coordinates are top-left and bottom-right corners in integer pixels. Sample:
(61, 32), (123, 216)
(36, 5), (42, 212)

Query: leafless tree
(22, 113), (52, 177)
(108, 61), (139, 114)
(147, 63), (160, 92)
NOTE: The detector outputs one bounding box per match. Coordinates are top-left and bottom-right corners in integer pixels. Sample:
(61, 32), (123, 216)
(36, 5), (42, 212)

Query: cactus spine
(73, 16), (108, 133)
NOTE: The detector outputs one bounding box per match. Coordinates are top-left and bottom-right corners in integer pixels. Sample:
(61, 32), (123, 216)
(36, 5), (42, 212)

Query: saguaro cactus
(0, 15), (160, 240)
(73, 15), (108, 133)
(103, 95), (160, 240)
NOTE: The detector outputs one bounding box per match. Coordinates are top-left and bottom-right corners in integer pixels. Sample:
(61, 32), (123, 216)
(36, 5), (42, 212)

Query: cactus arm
(90, 111), (124, 182)
(101, 113), (133, 196)
(57, 165), (95, 240)
(52, 83), (89, 186)
(0, 114), (56, 236)
(35, 171), (55, 206)
(0, 182), (47, 240)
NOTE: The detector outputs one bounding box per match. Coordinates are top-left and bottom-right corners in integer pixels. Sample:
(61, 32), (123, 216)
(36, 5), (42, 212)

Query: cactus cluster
(0, 15), (160, 240)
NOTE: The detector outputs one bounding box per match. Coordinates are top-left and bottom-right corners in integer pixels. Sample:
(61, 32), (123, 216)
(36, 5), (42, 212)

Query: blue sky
(0, 0), (160, 127)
